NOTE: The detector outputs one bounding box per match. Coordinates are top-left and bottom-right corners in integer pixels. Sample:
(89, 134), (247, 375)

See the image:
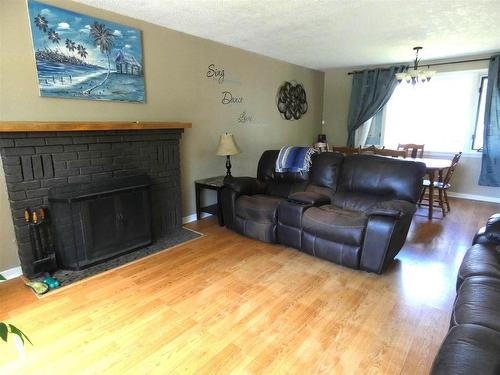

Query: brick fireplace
(0, 122), (190, 277)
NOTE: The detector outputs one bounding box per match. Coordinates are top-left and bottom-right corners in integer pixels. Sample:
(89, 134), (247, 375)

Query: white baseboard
(182, 212), (213, 224)
(447, 191), (500, 204)
(0, 266), (22, 280)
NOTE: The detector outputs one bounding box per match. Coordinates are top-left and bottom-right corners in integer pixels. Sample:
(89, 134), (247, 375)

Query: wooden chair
(373, 148), (407, 158)
(314, 142), (330, 153)
(331, 146), (360, 155)
(419, 152), (462, 217)
(359, 145), (384, 154)
(397, 143), (424, 158)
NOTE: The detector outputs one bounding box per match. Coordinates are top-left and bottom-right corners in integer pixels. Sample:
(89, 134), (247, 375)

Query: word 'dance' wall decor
(276, 81), (308, 120)
(27, 0), (145, 102)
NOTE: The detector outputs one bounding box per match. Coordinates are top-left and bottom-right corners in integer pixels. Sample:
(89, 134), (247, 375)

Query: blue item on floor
(43, 277), (60, 289)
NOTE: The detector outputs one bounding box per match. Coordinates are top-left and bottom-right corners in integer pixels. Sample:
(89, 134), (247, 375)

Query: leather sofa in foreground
(221, 150), (426, 274)
(430, 214), (500, 375)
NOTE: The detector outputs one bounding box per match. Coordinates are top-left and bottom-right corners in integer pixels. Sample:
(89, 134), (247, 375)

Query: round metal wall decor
(276, 81), (308, 120)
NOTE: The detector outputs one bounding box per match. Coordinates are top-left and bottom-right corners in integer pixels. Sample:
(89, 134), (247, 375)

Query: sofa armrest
(474, 214), (500, 245)
(360, 200), (417, 273)
(224, 177), (266, 195)
(367, 200), (416, 218)
(288, 191), (330, 206)
(221, 177), (265, 230)
(484, 214), (500, 243)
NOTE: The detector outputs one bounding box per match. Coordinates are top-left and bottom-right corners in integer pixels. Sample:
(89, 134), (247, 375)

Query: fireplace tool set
(24, 207), (58, 283)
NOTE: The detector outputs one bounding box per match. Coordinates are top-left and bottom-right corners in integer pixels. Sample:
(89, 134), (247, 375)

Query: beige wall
(322, 57), (500, 201)
(322, 68), (352, 146)
(0, 0), (324, 271)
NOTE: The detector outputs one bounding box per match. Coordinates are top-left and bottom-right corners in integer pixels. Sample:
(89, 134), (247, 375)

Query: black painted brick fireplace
(0, 129), (183, 277)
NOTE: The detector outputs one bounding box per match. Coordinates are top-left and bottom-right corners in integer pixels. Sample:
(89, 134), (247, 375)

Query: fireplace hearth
(0, 127), (186, 277)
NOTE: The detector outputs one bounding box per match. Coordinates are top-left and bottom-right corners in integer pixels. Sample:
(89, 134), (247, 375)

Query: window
(375, 70), (487, 153)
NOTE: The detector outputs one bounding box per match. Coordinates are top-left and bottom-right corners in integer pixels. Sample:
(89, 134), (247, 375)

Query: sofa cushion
(331, 191), (386, 212)
(430, 324), (500, 375)
(309, 152), (344, 190)
(224, 176), (266, 195)
(452, 276), (500, 332)
(457, 244), (500, 289)
(338, 154), (426, 203)
(302, 205), (367, 246)
(235, 194), (283, 224)
(266, 181), (308, 199)
(305, 184), (334, 200)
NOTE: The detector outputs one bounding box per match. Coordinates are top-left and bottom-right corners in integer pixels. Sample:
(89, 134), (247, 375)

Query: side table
(194, 176), (226, 226)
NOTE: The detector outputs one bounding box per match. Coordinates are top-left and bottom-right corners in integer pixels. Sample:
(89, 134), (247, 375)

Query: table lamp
(216, 133), (241, 177)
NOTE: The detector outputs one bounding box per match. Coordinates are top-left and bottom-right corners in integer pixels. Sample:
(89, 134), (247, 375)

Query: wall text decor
(237, 111), (253, 123)
(221, 91), (243, 104)
(276, 81), (308, 120)
(204, 64), (252, 123)
(206, 64), (225, 84)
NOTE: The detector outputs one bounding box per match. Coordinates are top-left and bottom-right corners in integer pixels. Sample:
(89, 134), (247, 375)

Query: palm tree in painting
(34, 14), (48, 33)
(77, 44), (88, 60)
(47, 29), (60, 44)
(65, 39), (77, 57)
(47, 29), (62, 55)
(84, 22), (114, 95)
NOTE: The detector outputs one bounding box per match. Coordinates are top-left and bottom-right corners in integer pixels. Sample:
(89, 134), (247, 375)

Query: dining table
(406, 157), (453, 219)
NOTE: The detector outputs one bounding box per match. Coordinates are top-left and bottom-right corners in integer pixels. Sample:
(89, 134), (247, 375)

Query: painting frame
(26, 0), (146, 103)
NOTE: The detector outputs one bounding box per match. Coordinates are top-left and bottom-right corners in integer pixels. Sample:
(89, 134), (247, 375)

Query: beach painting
(27, 0), (145, 102)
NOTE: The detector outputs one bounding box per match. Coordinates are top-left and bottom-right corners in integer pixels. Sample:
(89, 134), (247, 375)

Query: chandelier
(396, 47), (436, 85)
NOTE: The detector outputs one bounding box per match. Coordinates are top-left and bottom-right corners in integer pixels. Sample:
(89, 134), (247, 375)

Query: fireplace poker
(25, 208), (41, 261)
(31, 210), (44, 260)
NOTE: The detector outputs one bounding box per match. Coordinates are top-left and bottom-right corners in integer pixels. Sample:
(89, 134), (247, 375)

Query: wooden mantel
(0, 121), (192, 132)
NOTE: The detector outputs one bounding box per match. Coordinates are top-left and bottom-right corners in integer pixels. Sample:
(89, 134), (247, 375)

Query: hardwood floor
(0, 198), (498, 374)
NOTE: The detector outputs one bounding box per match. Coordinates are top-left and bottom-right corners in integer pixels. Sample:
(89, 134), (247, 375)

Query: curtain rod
(347, 56), (493, 75)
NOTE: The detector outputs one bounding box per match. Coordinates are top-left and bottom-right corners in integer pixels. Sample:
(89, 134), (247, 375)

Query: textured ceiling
(71, 0), (500, 71)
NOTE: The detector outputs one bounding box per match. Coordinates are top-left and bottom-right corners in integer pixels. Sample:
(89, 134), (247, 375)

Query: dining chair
(419, 152), (462, 217)
(373, 148), (407, 158)
(359, 145), (384, 154)
(398, 143), (425, 158)
(331, 146), (360, 155)
(314, 141), (330, 153)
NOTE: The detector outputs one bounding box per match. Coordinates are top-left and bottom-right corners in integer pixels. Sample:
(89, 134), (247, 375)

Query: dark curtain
(479, 55), (500, 186)
(347, 65), (406, 147)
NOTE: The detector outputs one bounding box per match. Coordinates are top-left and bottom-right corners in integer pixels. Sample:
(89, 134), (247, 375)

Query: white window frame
(378, 69), (487, 158)
(471, 75), (488, 151)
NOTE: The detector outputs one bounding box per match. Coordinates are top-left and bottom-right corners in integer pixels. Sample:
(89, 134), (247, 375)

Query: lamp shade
(216, 133), (241, 156)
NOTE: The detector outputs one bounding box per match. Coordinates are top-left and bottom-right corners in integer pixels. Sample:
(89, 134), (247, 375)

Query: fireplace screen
(48, 175), (152, 270)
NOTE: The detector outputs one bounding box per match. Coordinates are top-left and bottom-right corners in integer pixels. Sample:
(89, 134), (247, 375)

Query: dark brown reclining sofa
(221, 150), (426, 273)
(430, 214), (500, 375)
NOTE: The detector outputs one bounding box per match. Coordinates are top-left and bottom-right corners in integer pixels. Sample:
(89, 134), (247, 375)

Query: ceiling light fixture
(396, 47), (436, 85)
